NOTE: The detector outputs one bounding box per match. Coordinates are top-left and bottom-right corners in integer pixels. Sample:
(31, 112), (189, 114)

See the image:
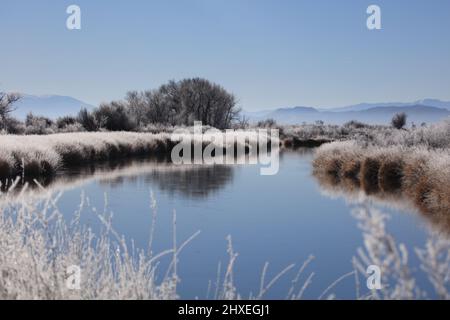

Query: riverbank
(0, 132), (180, 178)
(1, 118), (448, 179)
(0, 130), (330, 179)
(312, 141), (450, 216)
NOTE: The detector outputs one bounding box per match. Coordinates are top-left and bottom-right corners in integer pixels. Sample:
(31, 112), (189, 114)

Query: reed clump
(313, 141), (450, 216)
(361, 157), (382, 194)
(313, 141), (364, 186)
(378, 158), (404, 193)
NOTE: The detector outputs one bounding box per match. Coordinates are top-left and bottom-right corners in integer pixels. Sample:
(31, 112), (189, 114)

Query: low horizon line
(11, 91), (450, 112)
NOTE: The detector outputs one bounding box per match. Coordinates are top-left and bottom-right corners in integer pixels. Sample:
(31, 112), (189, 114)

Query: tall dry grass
(0, 131), (262, 179)
(313, 141), (450, 217)
(0, 132), (175, 179)
(0, 185), (184, 299)
(352, 205), (450, 299)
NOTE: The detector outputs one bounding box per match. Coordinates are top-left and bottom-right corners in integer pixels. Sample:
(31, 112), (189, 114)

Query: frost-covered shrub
(391, 112), (407, 129)
(56, 116), (78, 129)
(4, 117), (25, 135)
(25, 113), (55, 135)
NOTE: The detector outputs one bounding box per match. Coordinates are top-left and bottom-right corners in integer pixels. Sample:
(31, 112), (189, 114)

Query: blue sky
(1, 0), (449, 110)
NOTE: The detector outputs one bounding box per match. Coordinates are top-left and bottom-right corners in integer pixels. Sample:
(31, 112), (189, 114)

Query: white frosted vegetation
(312, 119), (450, 216)
(0, 191), (179, 299)
(281, 118), (450, 149)
(352, 206), (450, 299)
(0, 132), (173, 177)
(0, 131), (261, 178)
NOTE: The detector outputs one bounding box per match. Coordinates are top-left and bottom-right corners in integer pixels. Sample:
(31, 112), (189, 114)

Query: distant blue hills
(243, 99), (450, 125)
(12, 94), (95, 120)
(11, 94), (450, 125)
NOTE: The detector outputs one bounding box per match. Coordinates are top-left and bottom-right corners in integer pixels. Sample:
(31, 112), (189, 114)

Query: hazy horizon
(1, 0), (450, 111)
(13, 92), (450, 112)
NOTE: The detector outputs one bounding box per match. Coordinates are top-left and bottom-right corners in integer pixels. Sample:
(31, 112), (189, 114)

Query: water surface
(17, 150), (443, 299)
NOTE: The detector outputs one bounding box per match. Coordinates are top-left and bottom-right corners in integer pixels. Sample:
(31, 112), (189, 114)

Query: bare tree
(126, 91), (147, 127)
(93, 101), (136, 131)
(0, 92), (21, 131)
(124, 78), (240, 129)
(175, 78), (239, 129)
(234, 115), (250, 129)
(77, 108), (98, 132)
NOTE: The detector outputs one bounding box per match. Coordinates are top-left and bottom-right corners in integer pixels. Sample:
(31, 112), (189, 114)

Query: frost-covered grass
(352, 205), (450, 300)
(312, 119), (450, 215)
(281, 117), (450, 149)
(367, 118), (450, 149)
(0, 186), (182, 299)
(0, 131), (260, 179)
(313, 140), (450, 216)
(0, 132), (177, 178)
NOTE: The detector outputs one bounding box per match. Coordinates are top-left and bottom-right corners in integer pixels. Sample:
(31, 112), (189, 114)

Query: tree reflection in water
(313, 169), (450, 236)
(0, 158), (234, 201)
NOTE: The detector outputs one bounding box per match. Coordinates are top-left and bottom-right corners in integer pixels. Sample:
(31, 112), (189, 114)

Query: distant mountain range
(12, 94), (95, 120)
(323, 99), (450, 112)
(10, 94), (450, 125)
(244, 99), (450, 125)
